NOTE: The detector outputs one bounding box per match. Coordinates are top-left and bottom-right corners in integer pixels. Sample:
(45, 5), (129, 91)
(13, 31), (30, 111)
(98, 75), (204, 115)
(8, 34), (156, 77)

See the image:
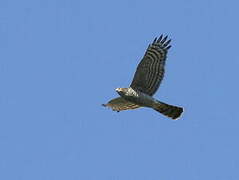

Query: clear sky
(1, 0), (239, 179)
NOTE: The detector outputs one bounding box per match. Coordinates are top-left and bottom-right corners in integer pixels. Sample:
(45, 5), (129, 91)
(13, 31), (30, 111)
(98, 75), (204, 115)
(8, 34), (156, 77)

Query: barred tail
(153, 101), (183, 120)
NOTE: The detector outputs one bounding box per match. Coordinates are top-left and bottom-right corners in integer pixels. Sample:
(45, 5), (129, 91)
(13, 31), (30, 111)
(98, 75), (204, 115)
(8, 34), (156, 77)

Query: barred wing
(130, 35), (171, 96)
(102, 97), (141, 112)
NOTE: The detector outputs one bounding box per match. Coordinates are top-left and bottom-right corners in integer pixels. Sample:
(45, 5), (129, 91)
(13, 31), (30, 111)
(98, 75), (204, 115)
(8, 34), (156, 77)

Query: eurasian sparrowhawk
(103, 35), (183, 120)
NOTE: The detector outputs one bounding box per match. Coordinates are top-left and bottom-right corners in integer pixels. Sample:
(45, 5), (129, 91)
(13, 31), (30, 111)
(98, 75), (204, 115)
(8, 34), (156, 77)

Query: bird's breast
(123, 90), (155, 107)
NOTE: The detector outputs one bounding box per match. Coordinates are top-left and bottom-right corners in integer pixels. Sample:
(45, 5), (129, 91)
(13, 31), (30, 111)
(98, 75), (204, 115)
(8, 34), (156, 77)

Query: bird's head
(115, 87), (128, 96)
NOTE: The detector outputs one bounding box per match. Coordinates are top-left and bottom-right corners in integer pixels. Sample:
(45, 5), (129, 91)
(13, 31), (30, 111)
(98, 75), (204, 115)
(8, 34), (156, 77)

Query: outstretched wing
(130, 35), (171, 96)
(102, 97), (141, 112)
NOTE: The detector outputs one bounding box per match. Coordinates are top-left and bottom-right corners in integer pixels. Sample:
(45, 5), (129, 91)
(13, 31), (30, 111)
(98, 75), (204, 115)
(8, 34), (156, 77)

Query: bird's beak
(115, 88), (121, 92)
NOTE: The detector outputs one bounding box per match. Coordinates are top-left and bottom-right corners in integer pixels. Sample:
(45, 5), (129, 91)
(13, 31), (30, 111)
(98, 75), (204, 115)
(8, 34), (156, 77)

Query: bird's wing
(130, 35), (171, 96)
(102, 97), (141, 112)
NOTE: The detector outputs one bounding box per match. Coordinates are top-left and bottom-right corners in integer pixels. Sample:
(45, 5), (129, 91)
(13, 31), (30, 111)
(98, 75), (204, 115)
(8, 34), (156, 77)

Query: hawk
(103, 35), (183, 120)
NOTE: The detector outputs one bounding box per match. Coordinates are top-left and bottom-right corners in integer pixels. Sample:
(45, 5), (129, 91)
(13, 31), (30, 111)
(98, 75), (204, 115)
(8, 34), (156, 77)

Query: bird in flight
(103, 35), (183, 120)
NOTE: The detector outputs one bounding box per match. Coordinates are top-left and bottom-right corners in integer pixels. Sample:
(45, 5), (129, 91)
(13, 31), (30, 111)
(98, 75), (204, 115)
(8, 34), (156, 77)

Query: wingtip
(161, 35), (168, 44)
(166, 45), (172, 50)
(163, 39), (171, 47)
(153, 37), (157, 43)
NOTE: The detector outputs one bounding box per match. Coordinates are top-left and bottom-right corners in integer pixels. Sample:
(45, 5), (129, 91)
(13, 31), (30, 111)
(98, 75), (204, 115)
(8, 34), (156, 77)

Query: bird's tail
(153, 100), (183, 120)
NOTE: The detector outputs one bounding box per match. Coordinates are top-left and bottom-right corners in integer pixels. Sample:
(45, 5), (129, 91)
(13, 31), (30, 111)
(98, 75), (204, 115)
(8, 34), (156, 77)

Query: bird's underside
(103, 35), (183, 120)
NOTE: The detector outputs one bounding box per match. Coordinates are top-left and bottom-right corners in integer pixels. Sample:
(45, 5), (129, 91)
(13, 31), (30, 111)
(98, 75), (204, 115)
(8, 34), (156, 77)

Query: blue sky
(1, 0), (239, 179)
